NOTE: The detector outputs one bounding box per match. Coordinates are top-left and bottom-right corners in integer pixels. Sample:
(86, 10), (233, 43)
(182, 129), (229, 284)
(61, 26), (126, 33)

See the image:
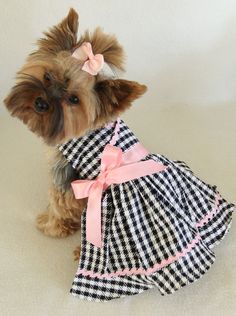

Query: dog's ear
(4, 80), (35, 122)
(37, 8), (79, 54)
(4, 75), (45, 124)
(79, 28), (125, 71)
(95, 79), (147, 117)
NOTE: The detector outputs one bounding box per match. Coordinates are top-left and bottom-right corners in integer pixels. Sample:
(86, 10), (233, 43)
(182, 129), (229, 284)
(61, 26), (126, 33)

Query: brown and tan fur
(4, 8), (146, 261)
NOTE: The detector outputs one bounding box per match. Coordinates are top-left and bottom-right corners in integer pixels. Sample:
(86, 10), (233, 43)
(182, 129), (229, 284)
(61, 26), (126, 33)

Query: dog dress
(59, 118), (234, 302)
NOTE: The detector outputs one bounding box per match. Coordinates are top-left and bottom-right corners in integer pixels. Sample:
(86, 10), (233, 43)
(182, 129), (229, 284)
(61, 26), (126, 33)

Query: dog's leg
(36, 185), (85, 237)
(36, 148), (85, 238)
(73, 246), (81, 261)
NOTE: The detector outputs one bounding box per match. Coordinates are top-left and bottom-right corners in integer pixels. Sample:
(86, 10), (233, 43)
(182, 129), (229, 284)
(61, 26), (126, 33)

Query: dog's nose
(48, 81), (65, 99)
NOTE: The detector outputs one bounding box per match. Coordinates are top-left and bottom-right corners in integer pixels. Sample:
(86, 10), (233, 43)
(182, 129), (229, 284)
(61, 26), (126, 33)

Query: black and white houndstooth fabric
(59, 119), (234, 302)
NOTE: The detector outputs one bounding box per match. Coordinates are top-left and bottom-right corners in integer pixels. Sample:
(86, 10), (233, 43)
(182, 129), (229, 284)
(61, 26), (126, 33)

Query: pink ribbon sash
(71, 143), (167, 247)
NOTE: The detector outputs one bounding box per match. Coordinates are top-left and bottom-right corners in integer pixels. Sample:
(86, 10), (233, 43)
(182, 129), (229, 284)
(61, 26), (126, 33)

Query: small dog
(4, 9), (146, 260)
(4, 9), (235, 301)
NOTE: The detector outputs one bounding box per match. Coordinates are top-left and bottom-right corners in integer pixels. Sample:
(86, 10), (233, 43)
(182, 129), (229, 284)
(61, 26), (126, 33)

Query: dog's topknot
(36, 8), (79, 55)
(78, 27), (125, 72)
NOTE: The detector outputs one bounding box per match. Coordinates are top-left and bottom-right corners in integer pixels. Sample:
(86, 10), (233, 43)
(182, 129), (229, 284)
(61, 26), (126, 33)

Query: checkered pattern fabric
(59, 120), (234, 302)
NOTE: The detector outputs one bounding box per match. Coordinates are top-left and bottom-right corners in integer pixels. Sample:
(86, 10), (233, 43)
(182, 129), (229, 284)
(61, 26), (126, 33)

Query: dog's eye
(44, 72), (51, 82)
(69, 94), (79, 105)
(34, 97), (49, 113)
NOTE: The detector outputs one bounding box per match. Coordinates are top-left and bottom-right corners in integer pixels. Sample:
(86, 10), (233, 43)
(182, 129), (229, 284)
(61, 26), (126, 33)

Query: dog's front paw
(36, 211), (80, 238)
(36, 211), (50, 233)
(73, 246), (81, 261)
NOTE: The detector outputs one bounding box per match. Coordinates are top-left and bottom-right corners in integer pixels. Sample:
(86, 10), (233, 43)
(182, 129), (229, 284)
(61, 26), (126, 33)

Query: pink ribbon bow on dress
(72, 42), (104, 75)
(71, 143), (167, 248)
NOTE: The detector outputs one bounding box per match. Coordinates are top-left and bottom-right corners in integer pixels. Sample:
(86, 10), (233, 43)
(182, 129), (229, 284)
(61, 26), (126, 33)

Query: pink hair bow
(72, 42), (104, 76)
(71, 143), (168, 248)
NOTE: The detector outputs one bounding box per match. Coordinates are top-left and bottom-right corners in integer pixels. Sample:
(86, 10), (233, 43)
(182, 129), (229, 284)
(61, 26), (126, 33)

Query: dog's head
(4, 8), (146, 145)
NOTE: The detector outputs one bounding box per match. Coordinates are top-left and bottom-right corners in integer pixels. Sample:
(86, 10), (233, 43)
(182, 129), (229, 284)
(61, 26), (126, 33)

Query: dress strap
(109, 118), (121, 146)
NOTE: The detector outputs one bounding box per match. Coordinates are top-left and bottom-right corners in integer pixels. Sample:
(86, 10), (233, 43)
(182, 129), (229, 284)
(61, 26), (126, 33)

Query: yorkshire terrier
(4, 8), (146, 260)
